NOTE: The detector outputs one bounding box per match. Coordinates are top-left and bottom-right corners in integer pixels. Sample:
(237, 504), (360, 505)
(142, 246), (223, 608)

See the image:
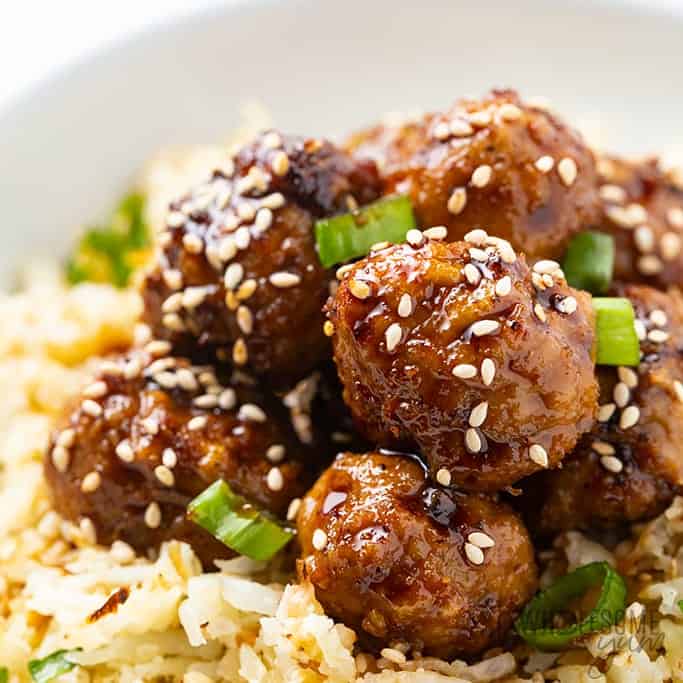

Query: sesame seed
(600, 184), (627, 203)
(499, 103), (522, 121)
(471, 319), (500, 337)
(436, 468), (452, 486)
(234, 226), (251, 250)
(237, 279), (257, 301)
(534, 303), (547, 323)
(453, 363), (477, 379)
(370, 241), (391, 251)
(219, 388), (237, 410)
(674, 380), (683, 402)
(423, 225), (448, 241)
(100, 360), (123, 376)
(555, 296), (577, 315)
(336, 264), (354, 280)
(287, 498), (302, 521)
(450, 118), (474, 136)
(381, 648), (407, 665)
(154, 465), (175, 487)
(447, 187), (468, 215)
(470, 165), (492, 188)
(385, 323), (402, 352)
(238, 403), (267, 423)
(469, 401), (489, 428)
(464, 228), (488, 245)
(406, 228), (424, 246)
(661, 232), (681, 261)
(144, 502), (161, 529)
(37, 511), (60, 539)
(154, 371), (178, 390)
(481, 358), (496, 386)
(237, 305), (254, 335)
(188, 416), (208, 431)
(464, 263), (481, 286)
(218, 237), (238, 263)
(81, 471), (102, 493)
(349, 279), (372, 299)
(141, 417), (159, 436)
(266, 444), (286, 463)
(433, 121), (450, 140)
(465, 428), (482, 453)
(557, 158), (578, 186)
(51, 446), (70, 472)
(534, 156), (555, 173)
(194, 394), (218, 409)
(271, 150), (290, 176)
(237, 202), (256, 222)
(162, 293), (183, 314)
(618, 366), (639, 388)
(469, 247), (488, 262)
(620, 405), (640, 430)
(648, 329), (670, 343)
(639, 254), (663, 275)
(634, 226), (655, 253)
(614, 382), (630, 408)
(600, 455), (623, 474)
(262, 131), (282, 149)
(529, 444), (549, 468)
(668, 207), (683, 229)
(634, 319), (647, 341)
(593, 440), (615, 456)
(606, 204), (647, 229)
(254, 208), (273, 234)
(79, 517), (97, 545)
(167, 211), (186, 228)
(162, 448), (177, 468)
(81, 399), (102, 417)
(260, 192), (286, 210)
(312, 528), (328, 551)
(269, 272), (301, 288)
(110, 540), (136, 564)
(394, 293), (413, 318)
(495, 276), (512, 297)
(533, 259), (561, 275)
(465, 542), (485, 565)
(183, 286), (209, 310)
(224, 263), (244, 290)
(182, 233), (203, 254)
(469, 110), (492, 126)
(233, 338), (248, 365)
(323, 320), (335, 336)
(57, 428), (76, 448)
(650, 309), (668, 327)
(598, 403), (617, 422)
(468, 531), (495, 548)
(162, 313), (185, 332)
(487, 236), (517, 263)
(145, 340), (172, 357)
(116, 440), (135, 463)
(124, 357), (143, 380)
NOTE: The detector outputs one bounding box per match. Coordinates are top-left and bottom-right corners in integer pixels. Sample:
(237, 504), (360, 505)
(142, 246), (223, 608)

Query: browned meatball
(524, 285), (683, 535)
(44, 345), (313, 567)
(142, 131), (380, 388)
(326, 232), (598, 491)
(297, 451), (538, 658)
(347, 89), (601, 262)
(596, 155), (683, 288)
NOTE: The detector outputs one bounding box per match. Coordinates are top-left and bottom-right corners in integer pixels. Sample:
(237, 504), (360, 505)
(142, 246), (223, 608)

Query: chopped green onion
(563, 231), (615, 295)
(28, 650), (79, 683)
(0, 667), (7, 683)
(187, 480), (294, 561)
(515, 562), (627, 650)
(315, 196), (416, 268)
(593, 297), (640, 366)
(678, 599), (683, 613)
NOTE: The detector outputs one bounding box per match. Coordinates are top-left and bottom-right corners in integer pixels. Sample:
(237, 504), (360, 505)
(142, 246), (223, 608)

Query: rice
(3, 133), (683, 683)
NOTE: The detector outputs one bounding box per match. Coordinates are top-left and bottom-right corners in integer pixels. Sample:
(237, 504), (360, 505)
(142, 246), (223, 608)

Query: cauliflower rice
(3, 116), (683, 683)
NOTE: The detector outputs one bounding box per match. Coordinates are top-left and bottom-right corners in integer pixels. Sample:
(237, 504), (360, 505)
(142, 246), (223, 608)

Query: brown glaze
(44, 349), (313, 567)
(524, 285), (683, 534)
(297, 451), (538, 658)
(596, 156), (683, 289)
(142, 131), (380, 388)
(347, 89), (600, 261)
(326, 237), (598, 491)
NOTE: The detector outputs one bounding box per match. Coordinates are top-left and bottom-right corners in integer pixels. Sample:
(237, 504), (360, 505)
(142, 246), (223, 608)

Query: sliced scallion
(28, 650), (79, 683)
(315, 195), (416, 268)
(0, 667), (8, 683)
(593, 297), (640, 367)
(563, 231), (615, 295)
(187, 480), (294, 561)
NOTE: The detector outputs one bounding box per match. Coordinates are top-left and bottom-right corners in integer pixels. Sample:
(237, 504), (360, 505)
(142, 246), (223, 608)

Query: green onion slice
(315, 196), (416, 268)
(0, 667), (8, 683)
(563, 231), (615, 295)
(515, 562), (627, 650)
(187, 480), (294, 561)
(28, 650), (79, 683)
(593, 297), (640, 367)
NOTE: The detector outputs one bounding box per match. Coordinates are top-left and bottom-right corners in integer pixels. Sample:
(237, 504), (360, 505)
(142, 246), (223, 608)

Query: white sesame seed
(141, 417), (159, 436)
(555, 296), (577, 315)
(639, 254), (663, 275)
(481, 358), (496, 386)
(465, 428), (482, 453)
(271, 150), (290, 176)
(162, 448), (178, 468)
(471, 319), (500, 337)
(312, 528), (328, 551)
(674, 381), (683, 402)
(534, 303), (547, 323)
(194, 394), (218, 409)
(450, 118), (474, 136)
(144, 502), (161, 529)
(598, 403), (617, 423)
(529, 444), (549, 468)
(471, 165), (492, 188)
(183, 286), (209, 310)
(453, 363), (478, 379)
(100, 360), (123, 376)
(464, 228), (488, 245)
(154, 371), (178, 390)
(238, 403), (267, 423)
(618, 366), (639, 389)
(167, 210), (186, 228)
(237, 202), (256, 222)
(469, 401), (489, 428)
(469, 110), (492, 127)
(110, 540), (136, 564)
(613, 382), (630, 408)
(162, 313), (185, 332)
(465, 542), (485, 565)
(116, 440), (135, 463)
(349, 279), (372, 300)
(124, 357), (143, 380)
(599, 184), (627, 204)
(224, 263), (244, 290)
(620, 405), (640, 430)
(218, 237), (238, 263)
(488, 236), (517, 264)
(269, 272), (301, 288)
(381, 648), (407, 665)
(237, 279), (257, 301)
(634, 319), (647, 341)
(423, 226), (448, 240)
(81, 471), (102, 493)
(447, 187), (468, 215)
(237, 305), (254, 335)
(57, 428), (76, 448)
(495, 276), (512, 297)
(37, 511), (60, 539)
(260, 192), (286, 210)
(254, 208), (273, 235)
(534, 156), (555, 173)
(162, 292), (183, 314)
(182, 233), (203, 254)
(385, 323), (402, 352)
(533, 259), (561, 275)
(650, 309), (668, 328)
(81, 399), (102, 417)
(234, 226), (251, 250)
(406, 228), (424, 247)
(287, 497), (302, 521)
(469, 247), (488, 262)
(593, 440), (616, 456)
(499, 102), (522, 121)
(83, 380), (108, 399)
(51, 446), (70, 472)
(464, 263), (481, 286)
(436, 468), (452, 486)
(188, 416), (208, 431)
(634, 226), (655, 253)
(668, 207), (683, 229)
(233, 338), (248, 365)
(601, 455), (623, 474)
(557, 158), (578, 186)
(661, 232), (681, 261)
(154, 465), (175, 487)
(433, 121), (450, 140)
(145, 340), (172, 357)
(607, 203), (648, 229)
(397, 293), (413, 318)
(79, 517), (97, 545)
(218, 388), (237, 411)
(266, 444), (286, 463)
(468, 531), (495, 548)
(648, 329), (670, 343)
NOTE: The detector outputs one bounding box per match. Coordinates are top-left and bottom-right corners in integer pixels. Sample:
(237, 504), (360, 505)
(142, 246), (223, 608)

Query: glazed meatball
(326, 232), (598, 491)
(524, 285), (683, 535)
(347, 89), (601, 262)
(297, 451), (538, 658)
(142, 131), (380, 388)
(44, 345), (312, 567)
(596, 155), (683, 288)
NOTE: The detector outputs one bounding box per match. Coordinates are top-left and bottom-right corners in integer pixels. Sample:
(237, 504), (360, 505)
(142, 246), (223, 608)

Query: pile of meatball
(45, 90), (683, 659)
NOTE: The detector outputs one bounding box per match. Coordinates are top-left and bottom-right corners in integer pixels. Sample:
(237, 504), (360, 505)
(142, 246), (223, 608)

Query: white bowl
(1, 0), (682, 287)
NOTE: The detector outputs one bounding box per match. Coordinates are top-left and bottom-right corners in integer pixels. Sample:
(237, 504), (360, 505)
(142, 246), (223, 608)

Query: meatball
(524, 285), (683, 535)
(297, 451), (538, 658)
(347, 89), (601, 261)
(142, 131), (380, 388)
(596, 155), (683, 288)
(326, 232), (598, 491)
(44, 345), (312, 567)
